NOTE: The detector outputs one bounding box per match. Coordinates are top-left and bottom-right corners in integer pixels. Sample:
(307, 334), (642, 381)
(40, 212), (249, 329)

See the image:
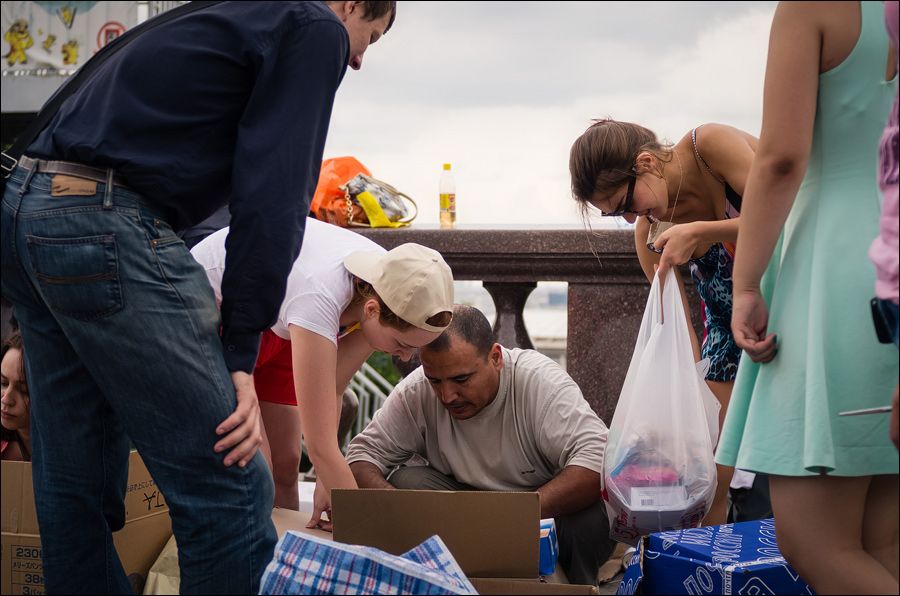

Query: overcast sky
(322, 1), (777, 227)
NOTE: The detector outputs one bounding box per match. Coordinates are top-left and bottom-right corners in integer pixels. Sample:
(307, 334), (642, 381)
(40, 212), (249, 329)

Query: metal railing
(348, 362), (395, 440)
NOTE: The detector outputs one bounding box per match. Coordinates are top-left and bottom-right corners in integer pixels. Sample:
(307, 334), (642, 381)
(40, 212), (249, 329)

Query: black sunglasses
(601, 173), (638, 217)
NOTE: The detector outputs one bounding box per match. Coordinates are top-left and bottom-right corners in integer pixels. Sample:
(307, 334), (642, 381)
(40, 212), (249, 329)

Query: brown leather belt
(19, 155), (130, 188)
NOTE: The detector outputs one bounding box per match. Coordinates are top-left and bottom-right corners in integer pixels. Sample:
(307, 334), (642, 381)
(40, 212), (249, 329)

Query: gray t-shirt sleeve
(534, 380), (609, 476)
(345, 376), (425, 475)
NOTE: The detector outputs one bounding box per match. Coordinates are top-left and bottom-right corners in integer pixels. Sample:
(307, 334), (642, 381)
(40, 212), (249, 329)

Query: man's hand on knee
(215, 371), (263, 467)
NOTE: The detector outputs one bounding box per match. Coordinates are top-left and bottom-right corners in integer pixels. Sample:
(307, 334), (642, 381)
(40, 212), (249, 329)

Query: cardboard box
(332, 489), (538, 578)
(1, 451), (172, 595)
(274, 506), (598, 595)
(616, 518), (813, 595)
(330, 489), (600, 594)
(272, 507), (333, 543)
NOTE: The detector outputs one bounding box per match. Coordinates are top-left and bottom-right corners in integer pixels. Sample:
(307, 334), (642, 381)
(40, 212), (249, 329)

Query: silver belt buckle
(1, 152), (19, 178)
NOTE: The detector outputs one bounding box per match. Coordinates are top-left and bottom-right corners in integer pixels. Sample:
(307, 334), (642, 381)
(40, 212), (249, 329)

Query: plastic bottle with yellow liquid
(439, 163), (456, 229)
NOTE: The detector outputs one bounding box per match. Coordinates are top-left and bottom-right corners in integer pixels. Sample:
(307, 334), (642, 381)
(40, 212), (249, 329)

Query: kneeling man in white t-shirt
(346, 304), (614, 586)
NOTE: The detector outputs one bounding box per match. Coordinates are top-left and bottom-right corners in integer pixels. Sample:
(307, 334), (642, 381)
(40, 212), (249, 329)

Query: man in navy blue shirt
(0, 2), (395, 593)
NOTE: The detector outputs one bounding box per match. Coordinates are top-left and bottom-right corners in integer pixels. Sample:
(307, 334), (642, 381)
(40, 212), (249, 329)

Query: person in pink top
(870, 0), (899, 449)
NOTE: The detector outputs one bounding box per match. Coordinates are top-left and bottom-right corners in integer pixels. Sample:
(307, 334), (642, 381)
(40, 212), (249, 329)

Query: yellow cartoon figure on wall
(57, 6), (77, 30)
(4, 19), (33, 67)
(61, 39), (78, 65)
(42, 34), (57, 52)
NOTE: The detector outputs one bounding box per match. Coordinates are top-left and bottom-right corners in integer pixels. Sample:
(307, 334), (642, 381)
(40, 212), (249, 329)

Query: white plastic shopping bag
(602, 268), (719, 545)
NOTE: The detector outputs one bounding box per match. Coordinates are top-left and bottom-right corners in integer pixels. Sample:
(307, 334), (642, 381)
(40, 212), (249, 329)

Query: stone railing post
(483, 282), (536, 350)
(566, 283), (648, 425)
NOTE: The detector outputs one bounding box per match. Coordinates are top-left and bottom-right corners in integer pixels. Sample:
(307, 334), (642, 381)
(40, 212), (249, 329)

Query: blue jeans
(1, 164), (276, 594)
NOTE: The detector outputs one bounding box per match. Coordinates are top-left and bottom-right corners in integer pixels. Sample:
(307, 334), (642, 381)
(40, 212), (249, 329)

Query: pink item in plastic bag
(613, 464), (680, 488)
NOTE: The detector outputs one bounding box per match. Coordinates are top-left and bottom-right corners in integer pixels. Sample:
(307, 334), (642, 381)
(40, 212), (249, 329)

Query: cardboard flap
(1, 462), (24, 532)
(1, 461), (38, 534)
(332, 489), (539, 578)
(271, 507), (334, 542)
(124, 451), (168, 522)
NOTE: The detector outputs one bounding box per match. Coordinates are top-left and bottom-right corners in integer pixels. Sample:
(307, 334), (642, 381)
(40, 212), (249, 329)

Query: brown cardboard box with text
(1, 451), (172, 595)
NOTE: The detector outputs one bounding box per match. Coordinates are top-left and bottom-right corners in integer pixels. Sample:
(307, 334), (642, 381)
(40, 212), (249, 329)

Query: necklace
(646, 151), (684, 253)
(668, 150), (684, 222)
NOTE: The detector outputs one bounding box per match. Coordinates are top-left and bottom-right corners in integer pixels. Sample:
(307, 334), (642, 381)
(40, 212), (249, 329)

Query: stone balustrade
(0, 226), (704, 426)
(355, 226), (704, 425)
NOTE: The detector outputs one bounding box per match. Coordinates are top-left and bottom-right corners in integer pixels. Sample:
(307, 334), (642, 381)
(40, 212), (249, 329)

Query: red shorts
(254, 330), (296, 406)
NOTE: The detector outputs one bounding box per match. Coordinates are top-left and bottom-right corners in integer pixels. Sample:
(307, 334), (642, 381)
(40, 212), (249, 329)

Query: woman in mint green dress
(718, 1), (899, 593)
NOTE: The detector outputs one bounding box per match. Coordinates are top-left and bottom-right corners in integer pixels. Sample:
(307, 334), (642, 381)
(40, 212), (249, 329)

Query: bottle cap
(443, 163), (451, 171)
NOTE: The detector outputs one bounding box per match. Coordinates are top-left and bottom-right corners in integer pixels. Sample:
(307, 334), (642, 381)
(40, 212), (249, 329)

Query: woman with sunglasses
(568, 119), (762, 525)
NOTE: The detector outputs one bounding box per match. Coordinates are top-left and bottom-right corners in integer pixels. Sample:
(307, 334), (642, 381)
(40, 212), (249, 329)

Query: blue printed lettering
(696, 567), (714, 592)
(683, 576), (701, 595)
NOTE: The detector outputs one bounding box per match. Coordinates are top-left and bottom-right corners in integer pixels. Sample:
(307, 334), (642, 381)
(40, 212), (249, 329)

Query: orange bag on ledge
(310, 157), (417, 228)
(310, 157), (371, 227)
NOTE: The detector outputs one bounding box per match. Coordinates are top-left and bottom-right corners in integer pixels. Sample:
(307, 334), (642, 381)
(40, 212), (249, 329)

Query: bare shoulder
(775, 1), (855, 22)
(693, 124), (758, 154)
(773, 2), (861, 73)
(772, 1), (827, 25)
(769, 2), (832, 46)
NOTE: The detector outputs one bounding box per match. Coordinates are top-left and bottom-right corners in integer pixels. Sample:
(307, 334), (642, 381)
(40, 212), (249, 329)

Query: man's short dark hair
(423, 305), (495, 358)
(327, 1), (397, 32)
(363, 1), (397, 31)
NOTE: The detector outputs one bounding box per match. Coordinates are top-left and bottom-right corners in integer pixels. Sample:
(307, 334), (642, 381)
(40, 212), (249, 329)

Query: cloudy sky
(322, 1), (778, 227)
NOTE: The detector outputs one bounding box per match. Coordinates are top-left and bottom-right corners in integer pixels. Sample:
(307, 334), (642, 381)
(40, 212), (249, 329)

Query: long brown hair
(0, 331), (24, 380)
(569, 118), (673, 218)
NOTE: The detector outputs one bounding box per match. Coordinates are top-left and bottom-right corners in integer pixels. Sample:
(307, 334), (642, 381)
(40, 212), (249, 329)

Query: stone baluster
(483, 282), (536, 350)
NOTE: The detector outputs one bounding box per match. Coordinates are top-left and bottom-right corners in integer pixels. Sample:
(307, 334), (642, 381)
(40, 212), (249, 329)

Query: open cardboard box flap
(332, 488), (539, 578)
(1, 460), (38, 534)
(276, 503), (600, 595)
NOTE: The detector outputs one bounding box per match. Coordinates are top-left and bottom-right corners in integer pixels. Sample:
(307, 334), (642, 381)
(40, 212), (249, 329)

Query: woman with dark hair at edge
(2, 331), (31, 462)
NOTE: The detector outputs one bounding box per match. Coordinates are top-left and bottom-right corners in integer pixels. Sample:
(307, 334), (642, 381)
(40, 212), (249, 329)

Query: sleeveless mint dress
(716, 1), (899, 476)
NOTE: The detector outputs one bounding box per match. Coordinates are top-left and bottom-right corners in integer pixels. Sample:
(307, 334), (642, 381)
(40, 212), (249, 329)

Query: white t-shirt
(190, 217), (385, 345)
(346, 347), (609, 491)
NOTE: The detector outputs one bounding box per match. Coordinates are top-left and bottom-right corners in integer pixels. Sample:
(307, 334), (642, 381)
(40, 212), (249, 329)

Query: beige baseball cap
(343, 243), (454, 333)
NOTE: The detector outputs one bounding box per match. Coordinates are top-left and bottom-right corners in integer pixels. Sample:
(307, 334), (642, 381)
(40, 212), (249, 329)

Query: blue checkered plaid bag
(258, 532), (477, 595)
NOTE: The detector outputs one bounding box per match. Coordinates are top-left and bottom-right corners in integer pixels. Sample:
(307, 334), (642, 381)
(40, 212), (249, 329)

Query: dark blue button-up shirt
(29, 1), (349, 372)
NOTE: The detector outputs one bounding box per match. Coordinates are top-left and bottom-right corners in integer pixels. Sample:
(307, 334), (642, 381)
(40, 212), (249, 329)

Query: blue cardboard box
(616, 518), (814, 595)
(539, 518), (558, 576)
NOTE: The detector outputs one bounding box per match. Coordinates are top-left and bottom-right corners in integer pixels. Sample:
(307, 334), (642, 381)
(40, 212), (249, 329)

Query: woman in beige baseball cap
(191, 218), (453, 524)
